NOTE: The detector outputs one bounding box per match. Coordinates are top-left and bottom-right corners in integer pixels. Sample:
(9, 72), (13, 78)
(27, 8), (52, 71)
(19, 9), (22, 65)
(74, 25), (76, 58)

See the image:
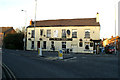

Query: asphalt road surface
(2, 49), (119, 78)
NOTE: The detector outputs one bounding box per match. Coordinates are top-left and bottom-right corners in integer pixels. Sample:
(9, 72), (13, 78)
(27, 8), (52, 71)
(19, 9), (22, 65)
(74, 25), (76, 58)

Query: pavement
(3, 49), (75, 61)
(2, 49), (118, 62)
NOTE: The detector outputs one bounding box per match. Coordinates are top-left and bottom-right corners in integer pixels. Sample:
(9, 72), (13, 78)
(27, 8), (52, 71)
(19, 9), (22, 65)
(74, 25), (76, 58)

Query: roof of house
(28, 18), (100, 27)
(0, 27), (14, 33)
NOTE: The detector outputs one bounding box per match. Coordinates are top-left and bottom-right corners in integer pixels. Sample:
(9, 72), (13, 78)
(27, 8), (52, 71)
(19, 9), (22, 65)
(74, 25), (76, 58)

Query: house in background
(0, 27), (16, 47)
(26, 13), (101, 53)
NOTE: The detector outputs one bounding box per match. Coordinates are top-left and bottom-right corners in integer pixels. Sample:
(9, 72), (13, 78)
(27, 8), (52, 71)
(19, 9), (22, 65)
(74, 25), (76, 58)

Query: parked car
(105, 45), (115, 54)
(108, 46), (115, 53)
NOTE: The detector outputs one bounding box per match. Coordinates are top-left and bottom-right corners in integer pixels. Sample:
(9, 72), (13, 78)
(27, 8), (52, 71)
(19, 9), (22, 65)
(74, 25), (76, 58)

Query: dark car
(108, 46), (115, 53)
(105, 46), (115, 54)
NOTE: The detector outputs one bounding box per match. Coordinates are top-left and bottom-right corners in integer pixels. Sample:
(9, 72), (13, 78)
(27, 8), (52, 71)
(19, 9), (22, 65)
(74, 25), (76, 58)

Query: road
(2, 49), (119, 78)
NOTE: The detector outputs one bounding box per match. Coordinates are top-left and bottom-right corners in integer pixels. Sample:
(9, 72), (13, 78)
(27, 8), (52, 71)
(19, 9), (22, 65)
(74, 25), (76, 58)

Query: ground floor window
(43, 41), (46, 49)
(37, 41), (40, 49)
(31, 41), (34, 49)
(51, 41), (55, 50)
(85, 45), (89, 49)
(79, 42), (83, 47)
(62, 42), (66, 49)
(90, 42), (93, 47)
(85, 42), (89, 50)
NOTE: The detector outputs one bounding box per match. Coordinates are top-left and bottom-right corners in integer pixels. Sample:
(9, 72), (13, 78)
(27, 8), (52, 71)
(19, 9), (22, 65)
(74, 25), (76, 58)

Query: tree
(3, 33), (24, 50)
(15, 28), (22, 33)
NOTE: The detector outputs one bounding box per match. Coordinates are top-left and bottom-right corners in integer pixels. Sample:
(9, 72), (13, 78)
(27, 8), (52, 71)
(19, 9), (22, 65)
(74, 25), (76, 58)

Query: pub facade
(26, 13), (100, 53)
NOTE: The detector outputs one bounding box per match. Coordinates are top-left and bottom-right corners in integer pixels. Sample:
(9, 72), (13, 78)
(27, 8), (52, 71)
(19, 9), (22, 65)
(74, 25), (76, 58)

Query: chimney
(30, 19), (32, 26)
(96, 12), (99, 23)
(111, 36), (113, 38)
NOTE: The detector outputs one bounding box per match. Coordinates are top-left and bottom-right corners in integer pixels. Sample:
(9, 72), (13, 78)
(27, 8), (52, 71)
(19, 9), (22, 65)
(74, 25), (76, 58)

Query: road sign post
(38, 48), (42, 56)
(58, 50), (63, 60)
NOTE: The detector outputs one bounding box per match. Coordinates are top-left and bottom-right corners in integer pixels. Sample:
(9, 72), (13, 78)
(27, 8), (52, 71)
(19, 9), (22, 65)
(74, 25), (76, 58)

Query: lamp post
(115, 2), (118, 55)
(34, 0), (37, 50)
(21, 10), (27, 51)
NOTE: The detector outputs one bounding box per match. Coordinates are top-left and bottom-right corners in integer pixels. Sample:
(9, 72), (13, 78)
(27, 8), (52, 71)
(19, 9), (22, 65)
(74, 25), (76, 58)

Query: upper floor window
(31, 30), (35, 38)
(62, 29), (66, 38)
(72, 29), (77, 38)
(47, 30), (51, 38)
(85, 30), (90, 38)
(53, 30), (58, 37)
(40, 29), (43, 36)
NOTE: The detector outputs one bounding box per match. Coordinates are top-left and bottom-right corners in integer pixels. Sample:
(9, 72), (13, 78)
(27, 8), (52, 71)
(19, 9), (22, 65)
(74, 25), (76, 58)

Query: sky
(0, 0), (120, 39)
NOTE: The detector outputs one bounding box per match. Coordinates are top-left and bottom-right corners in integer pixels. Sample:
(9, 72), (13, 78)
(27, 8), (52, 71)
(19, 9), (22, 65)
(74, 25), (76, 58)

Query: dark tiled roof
(28, 18), (100, 27)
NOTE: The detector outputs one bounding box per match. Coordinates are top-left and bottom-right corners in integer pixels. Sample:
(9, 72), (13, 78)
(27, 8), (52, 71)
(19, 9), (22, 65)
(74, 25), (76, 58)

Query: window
(51, 41), (54, 48)
(47, 30), (51, 38)
(62, 42), (66, 49)
(62, 29), (66, 38)
(85, 30), (90, 38)
(85, 45), (89, 50)
(31, 41), (34, 49)
(79, 42), (83, 47)
(40, 29), (43, 36)
(43, 41), (46, 49)
(90, 42), (93, 47)
(31, 30), (35, 38)
(72, 29), (77, 38)
(53, 30), (58, 37)
(51, 41), (55, 50)
(37, 41), (40, 48)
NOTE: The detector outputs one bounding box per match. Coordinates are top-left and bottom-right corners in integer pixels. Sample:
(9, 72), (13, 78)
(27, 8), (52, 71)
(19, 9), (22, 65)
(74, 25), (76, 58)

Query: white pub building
(26, 13), (101, 53)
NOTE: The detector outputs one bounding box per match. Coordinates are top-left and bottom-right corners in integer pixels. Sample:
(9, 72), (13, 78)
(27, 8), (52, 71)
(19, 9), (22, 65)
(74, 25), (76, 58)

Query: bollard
(58, 50), (63, 60)
(38, 48), (42, 56)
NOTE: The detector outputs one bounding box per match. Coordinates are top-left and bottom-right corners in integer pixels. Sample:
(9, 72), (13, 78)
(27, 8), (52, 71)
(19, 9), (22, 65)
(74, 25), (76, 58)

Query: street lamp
(21, 9), (27, 51)
(114, 2), (118, 55)
(34, 0), (37, 50)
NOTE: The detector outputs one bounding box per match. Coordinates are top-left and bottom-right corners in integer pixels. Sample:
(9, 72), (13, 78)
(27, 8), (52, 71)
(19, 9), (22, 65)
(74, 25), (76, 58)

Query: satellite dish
(67, 30), (70, 35)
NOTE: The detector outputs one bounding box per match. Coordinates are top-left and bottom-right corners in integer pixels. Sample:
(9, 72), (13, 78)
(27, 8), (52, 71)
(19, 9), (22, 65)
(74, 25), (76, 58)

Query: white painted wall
(26, 26), (100, 53)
